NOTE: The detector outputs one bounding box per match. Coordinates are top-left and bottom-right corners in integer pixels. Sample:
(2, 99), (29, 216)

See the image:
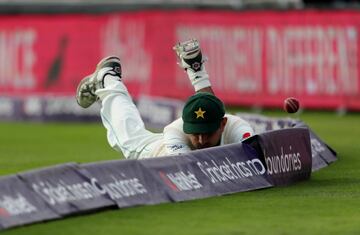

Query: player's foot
(173, 39), (207, 72)
(76, 56), (122, 108)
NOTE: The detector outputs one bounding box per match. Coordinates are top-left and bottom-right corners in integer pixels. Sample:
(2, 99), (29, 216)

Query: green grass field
(0, 111), (359, 235)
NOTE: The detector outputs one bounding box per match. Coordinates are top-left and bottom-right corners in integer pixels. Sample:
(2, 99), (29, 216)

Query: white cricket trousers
(95, 77), (163, 159)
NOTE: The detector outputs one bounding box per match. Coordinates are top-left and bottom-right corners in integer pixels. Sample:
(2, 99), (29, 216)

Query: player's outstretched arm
(173, 39), (214, 95)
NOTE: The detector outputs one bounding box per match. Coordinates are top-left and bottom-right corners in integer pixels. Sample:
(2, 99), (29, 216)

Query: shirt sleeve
(224, 115), (255, 144)
(163, 118), (192, 155)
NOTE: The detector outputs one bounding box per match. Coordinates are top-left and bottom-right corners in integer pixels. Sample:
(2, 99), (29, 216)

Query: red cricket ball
(283, 97), (300, 113)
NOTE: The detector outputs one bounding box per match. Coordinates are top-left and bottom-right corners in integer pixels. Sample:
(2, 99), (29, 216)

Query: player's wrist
(193, 79), (212, 92)
(186, 67), (211, 91)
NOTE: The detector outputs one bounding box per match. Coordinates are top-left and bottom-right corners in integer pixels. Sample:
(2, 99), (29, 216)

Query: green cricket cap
(182, 92), (225, 134)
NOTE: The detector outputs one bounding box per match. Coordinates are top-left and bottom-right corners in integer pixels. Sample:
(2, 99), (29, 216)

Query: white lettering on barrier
(264, 146), (302, 175)
(165, 171), (202, 191)
(31, 175), (147, 205)
(31, 180), (104, 205)
(196, 157), (266, 184)
(0, 193), (37, 216)
(100, 175), (147, 200)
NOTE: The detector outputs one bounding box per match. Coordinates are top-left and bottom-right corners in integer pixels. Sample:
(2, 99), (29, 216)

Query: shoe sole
(76, 75), (97, 108)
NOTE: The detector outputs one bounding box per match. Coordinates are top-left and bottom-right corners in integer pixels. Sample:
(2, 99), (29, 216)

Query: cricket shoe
(173, 38), (207, 72)
(76, 56), (122, 108)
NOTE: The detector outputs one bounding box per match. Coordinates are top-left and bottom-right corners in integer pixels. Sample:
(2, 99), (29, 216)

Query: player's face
(188, 118), (227, 150)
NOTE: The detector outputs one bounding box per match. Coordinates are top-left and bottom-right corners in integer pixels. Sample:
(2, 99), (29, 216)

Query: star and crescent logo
(194, 107), (206, 119)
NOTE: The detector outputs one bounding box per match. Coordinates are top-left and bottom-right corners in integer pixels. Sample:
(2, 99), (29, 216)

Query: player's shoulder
(225, 113), (245, 121)
(224, 113), (251, 126)
(164, 117), (183, 130)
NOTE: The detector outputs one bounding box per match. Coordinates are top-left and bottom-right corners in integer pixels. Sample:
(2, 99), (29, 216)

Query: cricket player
(76, 39), (254, 159)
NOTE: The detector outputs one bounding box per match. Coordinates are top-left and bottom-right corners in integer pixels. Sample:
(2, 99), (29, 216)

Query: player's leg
(96, 77), (163, 159)
(173, 39), (214, 94)
(76, 56), (162, 159)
